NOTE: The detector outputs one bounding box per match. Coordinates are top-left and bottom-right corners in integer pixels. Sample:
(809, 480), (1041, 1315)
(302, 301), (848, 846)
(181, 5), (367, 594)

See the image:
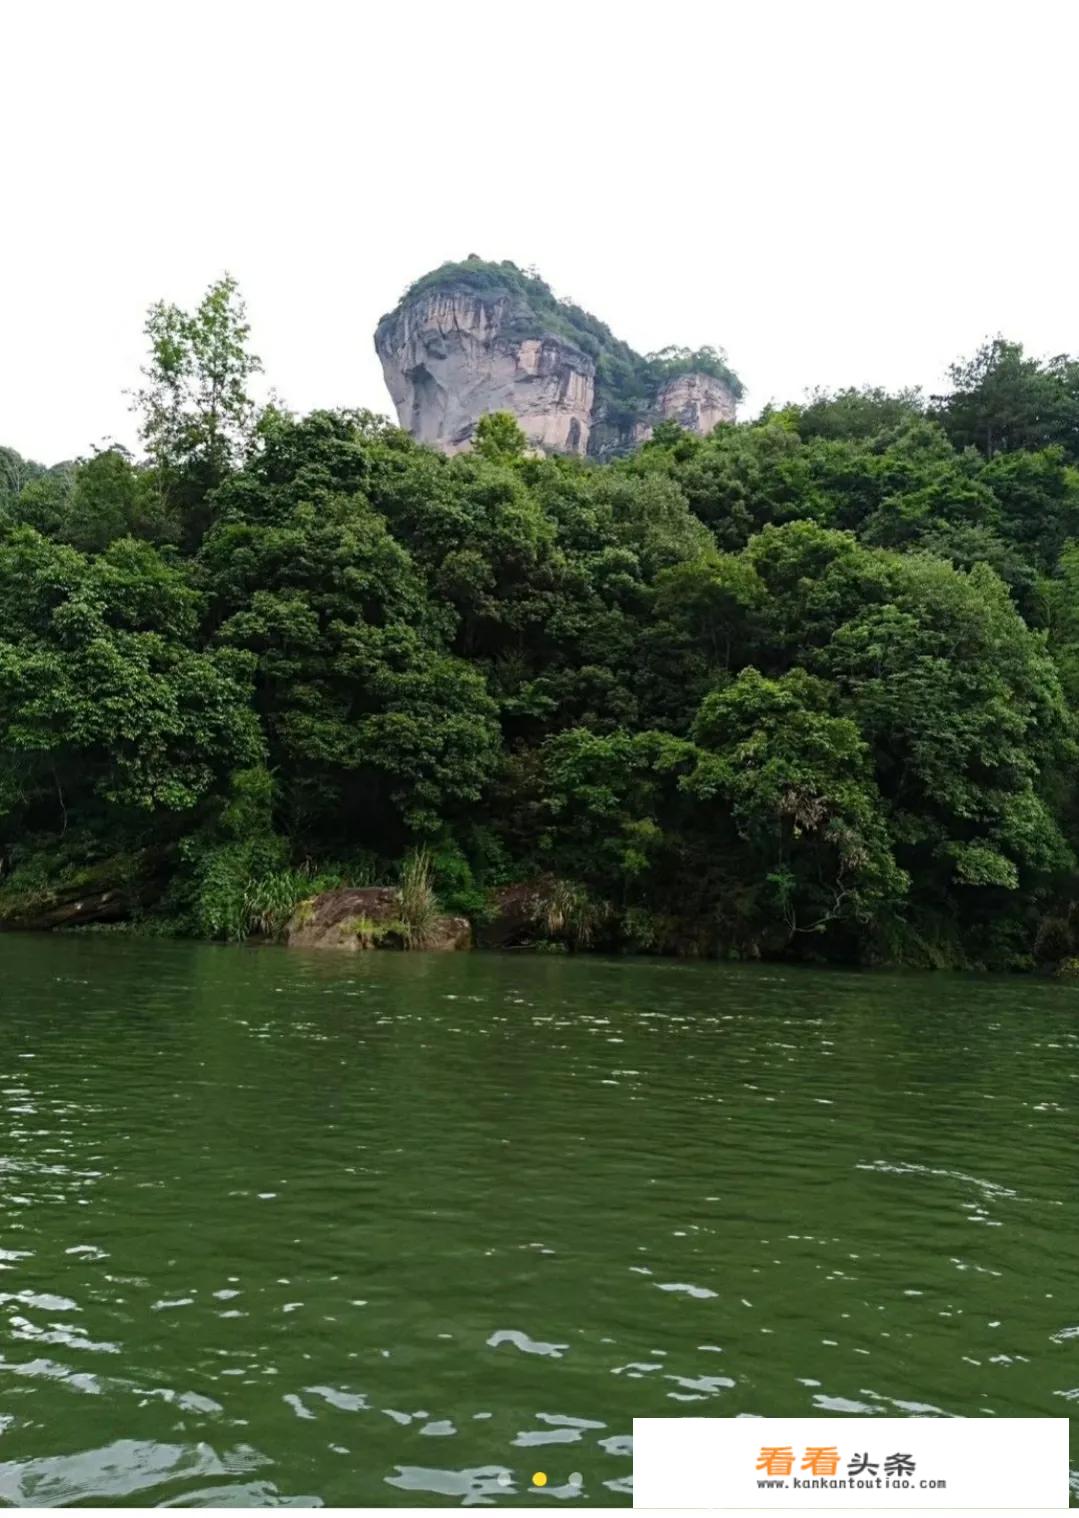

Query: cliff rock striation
(375, 258), (742, 457)
(642, 372), (738, 440)
(375, 287), (594, 454)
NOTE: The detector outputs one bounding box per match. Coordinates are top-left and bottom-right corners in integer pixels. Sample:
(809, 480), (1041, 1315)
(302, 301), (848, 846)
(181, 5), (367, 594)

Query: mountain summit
(374, 257), (741, 456)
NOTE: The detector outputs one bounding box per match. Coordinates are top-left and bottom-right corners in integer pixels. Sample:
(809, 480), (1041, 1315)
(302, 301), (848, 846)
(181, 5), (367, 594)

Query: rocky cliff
(375, 259), (741, 457)
(375, 288), (594, 455)
(642, 372), (739, 439)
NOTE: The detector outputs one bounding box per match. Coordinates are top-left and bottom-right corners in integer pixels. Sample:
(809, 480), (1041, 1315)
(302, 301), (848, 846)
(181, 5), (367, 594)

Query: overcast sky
(4, 0), (1077, 463)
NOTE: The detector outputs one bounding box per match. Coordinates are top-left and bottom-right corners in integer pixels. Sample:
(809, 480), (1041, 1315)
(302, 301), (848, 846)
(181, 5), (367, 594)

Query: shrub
(536, 877), (607, 950)
(185, 839), (342, 943)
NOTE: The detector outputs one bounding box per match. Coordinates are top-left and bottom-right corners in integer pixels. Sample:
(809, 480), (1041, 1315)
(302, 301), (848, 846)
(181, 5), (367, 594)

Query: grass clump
(395, 848), (442, 948)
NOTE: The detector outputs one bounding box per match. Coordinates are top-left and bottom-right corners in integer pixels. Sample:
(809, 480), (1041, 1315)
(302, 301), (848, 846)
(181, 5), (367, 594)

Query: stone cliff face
(588, 372), (741, 459)
(638, 372), (738, 441)
(375, 290), (595, 455)
(375, 260), (741, 457)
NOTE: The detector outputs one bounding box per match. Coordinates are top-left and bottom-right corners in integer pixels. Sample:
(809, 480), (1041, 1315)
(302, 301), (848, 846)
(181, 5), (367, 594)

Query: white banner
(632, 1416), (1070, 1509)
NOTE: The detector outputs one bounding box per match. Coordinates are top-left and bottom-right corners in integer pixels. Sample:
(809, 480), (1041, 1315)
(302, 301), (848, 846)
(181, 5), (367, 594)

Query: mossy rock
(0, 849), (166, 931)
(284, 888), (471, 952)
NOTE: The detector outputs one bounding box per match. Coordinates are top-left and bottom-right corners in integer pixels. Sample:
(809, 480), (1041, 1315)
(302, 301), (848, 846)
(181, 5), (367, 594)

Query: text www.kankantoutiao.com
(755, 1447), (947, 1492)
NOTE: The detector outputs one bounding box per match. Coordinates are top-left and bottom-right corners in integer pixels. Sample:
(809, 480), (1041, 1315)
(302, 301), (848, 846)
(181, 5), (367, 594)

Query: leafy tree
(934, 337), (1079, 460)
(0, 445), (46, 505)
(687, 668), (907, 937)
(133, 274), (263, 539)
(200, 415), (500, 845)
(785, 386), (924, 442)
(0, 528), (260, 839)
(474, 410), (527, 461)
(653, 552), (763, 670)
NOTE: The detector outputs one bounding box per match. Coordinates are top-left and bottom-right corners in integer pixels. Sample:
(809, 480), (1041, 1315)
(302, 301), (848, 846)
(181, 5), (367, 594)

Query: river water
(0, 935), (1075, 1505)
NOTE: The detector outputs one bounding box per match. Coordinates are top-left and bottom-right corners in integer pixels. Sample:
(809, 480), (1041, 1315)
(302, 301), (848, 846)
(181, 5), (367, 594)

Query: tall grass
(396, 848), (441, 948)
(244, 867), (321, 941)
(190, 843), (337, 943)
(538, 877), (605, 949)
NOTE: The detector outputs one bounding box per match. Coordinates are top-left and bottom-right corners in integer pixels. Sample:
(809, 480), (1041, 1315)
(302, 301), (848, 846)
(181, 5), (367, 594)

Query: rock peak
(374, 258), (742, 457)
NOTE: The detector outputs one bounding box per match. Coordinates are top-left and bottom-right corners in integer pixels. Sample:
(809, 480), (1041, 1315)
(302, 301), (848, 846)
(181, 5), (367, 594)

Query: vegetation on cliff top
(379, 256), (745, 431)
(5, 278), (1079, 968)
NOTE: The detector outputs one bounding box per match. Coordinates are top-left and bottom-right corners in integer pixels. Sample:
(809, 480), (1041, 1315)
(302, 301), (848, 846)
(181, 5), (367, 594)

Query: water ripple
(0, 938), (1075, 1502)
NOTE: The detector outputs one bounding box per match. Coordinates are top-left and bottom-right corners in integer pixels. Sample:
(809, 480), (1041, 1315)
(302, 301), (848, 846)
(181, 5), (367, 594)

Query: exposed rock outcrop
(475, 881), (551, 950)
(634, 372), (738, 444)
(375, 259), (742, 458)
(0, 850), (166, 931)
(1, 885), (145, 932)
(375, 290), (594, 455)
(284, 887), (471, 952)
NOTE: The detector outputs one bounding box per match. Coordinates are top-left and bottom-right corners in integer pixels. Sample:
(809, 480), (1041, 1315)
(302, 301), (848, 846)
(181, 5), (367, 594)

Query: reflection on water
(0, 935), (1077, 1504)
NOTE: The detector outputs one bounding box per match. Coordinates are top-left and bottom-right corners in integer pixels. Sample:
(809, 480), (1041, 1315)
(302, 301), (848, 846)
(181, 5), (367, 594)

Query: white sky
(3, 0), (1078, 464)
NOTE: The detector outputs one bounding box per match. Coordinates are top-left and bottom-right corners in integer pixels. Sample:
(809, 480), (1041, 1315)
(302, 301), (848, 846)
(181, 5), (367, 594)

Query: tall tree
(133, 274), (262, 536)
(934, 337), (1079, 460)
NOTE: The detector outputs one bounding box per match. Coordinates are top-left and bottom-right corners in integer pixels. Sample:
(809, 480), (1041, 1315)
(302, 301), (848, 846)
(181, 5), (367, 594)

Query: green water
(0, 936), (1076, 1506)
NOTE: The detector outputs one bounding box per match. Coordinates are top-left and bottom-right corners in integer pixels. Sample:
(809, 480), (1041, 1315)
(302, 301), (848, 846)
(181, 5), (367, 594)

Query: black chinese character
(884, 1453), (916, 1477)
(848, 1453), (879, 1476)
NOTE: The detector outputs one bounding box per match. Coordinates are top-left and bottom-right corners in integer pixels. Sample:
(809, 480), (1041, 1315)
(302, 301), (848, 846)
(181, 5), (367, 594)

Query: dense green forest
(5, 276), (1079, 969)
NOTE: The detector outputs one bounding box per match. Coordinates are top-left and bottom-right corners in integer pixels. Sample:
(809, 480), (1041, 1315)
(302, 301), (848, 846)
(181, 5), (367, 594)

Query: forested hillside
(4, 277), (1079, 969)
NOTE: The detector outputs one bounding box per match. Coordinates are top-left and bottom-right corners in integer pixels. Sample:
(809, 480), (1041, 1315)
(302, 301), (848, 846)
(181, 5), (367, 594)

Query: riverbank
(4, 866), (1078, 976)
(6, 330), (1079, 991)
